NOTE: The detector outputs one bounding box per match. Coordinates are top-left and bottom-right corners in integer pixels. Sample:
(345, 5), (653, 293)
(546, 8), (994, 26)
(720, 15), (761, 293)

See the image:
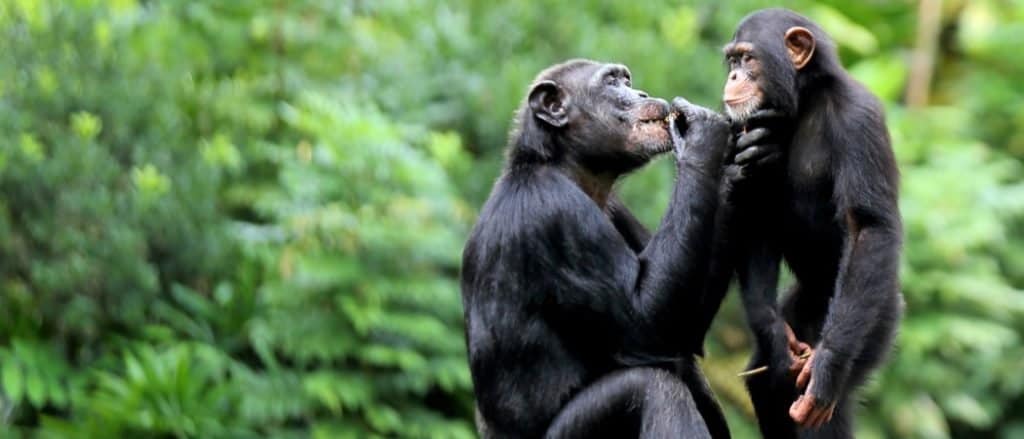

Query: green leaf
(25, 371), (46, 407)
(849, 55), (908, 102)
(943, 393), (993, 427)
(70, 111), (102, 139)
(2, 362), (24, 402)
(808, 5), (879, 55)
(48, 378), (67, 407)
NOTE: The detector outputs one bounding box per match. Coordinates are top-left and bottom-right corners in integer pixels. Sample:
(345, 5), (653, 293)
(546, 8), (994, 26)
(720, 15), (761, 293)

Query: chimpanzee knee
(545, 368), (711, 439)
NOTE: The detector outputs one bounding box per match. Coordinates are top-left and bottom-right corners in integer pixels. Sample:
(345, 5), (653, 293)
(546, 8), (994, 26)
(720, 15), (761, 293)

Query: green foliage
(0, 341), (74, 411)
(1, 0), (473, 436)
(238, 93), (474, 437)
(1, 0), (1023, 438)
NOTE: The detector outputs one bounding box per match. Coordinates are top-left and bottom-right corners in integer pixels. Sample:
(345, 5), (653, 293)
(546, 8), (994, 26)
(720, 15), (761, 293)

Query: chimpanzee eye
(742, 53), (752, 63)
(624, 77), (632, 87)
(605, 74), (617, 86)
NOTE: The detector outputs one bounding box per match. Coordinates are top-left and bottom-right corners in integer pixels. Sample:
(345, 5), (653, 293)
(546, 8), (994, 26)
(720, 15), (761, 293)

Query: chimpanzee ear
(528, 80), (570, 128)
(784, 26), (816, 70)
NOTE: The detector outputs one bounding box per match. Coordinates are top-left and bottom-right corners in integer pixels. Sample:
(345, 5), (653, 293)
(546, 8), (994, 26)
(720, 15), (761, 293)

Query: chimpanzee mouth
(633, 112), (679, 154)
(629, 105), (677, 154)
(725, 95), (762, 122)
(637, 117), (669, 128)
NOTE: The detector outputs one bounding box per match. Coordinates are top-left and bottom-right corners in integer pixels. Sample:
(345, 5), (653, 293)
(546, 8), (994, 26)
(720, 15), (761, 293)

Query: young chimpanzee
(719, 9), (903, 439)
(461, 59), (775, 438)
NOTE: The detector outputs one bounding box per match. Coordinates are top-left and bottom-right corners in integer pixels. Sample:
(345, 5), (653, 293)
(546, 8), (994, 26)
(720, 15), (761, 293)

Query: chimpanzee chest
(778, 143), (843, 274)
(786, 139), (832, 188)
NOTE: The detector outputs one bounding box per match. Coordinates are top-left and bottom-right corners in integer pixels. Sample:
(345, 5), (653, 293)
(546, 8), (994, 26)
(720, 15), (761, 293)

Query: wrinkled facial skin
(721, 24), (813, 126)
(568, 64), (672, 170)
(722, 42), (765, 123)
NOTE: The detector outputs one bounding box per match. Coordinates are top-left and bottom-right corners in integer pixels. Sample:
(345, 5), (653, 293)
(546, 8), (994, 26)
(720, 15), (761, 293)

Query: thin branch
(906, 0), (943, 107)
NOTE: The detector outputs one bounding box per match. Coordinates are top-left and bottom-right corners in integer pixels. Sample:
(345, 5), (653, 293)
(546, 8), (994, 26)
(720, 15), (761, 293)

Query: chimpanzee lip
(724, 95), (756, 106)
(638, 112), (670, 125)
(637, 101), (671, 124)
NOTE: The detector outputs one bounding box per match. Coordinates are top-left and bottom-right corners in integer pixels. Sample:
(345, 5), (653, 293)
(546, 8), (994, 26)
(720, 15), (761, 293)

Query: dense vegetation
(1, 1), (1023, 438)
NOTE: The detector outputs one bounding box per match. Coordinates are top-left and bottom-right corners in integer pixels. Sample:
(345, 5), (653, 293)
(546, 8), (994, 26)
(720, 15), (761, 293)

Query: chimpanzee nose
(729, 71), (738, 81)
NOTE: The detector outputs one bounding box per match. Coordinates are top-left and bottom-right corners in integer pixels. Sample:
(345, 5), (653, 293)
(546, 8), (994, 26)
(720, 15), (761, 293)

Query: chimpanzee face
(722, 24), (816, 124)
(722, 42), (765, 122)
(528, 61), (672, 174)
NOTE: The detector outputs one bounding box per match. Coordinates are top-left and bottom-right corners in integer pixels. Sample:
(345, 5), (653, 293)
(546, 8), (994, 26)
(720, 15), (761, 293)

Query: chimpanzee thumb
(670, 97), (730, 173)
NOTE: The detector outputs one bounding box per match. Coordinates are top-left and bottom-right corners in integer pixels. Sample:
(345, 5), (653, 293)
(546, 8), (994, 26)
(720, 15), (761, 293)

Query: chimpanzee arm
(548, 158), (721, 338)
(733, 126), (789, 371)
(628, 160), (721, 332)
(607, 171), (772, 358)
(547, 105), (731, 354)
(619, 105), (732, 340)
(695, 118), (787, 357)
(737, 237), (790, 371)
(681, 118), (786, 355)
(810, 117), (902, 402)
(608, 176), (740, 354)
(686, 196), (739, 355)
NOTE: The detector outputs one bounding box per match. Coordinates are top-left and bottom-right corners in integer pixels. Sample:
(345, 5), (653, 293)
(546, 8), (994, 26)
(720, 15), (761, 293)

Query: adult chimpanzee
(718, 9), (903, 438)
(461, 59), (775, 438)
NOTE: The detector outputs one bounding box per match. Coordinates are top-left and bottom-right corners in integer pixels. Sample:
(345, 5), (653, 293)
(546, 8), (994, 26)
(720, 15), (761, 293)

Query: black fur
(721, 9), (904, 439)
(461, 60), (739, 439)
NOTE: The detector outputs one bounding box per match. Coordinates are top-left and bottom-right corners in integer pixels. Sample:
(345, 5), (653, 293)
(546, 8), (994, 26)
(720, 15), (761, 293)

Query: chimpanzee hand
(784, 322), (812, 378)
(791, 348), (848, 429)
(726, 109), (788, 183)
(670, 97), (731, 175)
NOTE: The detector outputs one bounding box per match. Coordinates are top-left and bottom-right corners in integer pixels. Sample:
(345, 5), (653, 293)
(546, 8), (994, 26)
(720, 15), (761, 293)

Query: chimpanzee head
(722, 8), (839, 123)
(509, 59), (673, 175)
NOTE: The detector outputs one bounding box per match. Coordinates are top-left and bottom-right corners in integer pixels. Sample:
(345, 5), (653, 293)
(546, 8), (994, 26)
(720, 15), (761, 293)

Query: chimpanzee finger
(683, 103), (722, 124)
(736, 127), (770, 150)
(753, 151), (782, 168)
(796, 358), (813, 390)
(734, 146), (762, 164)
(789, 355), (808, 377)
(735, 145), (781, 168)
(735, 141), (781, 164)
(723, 164), (745, 183)
(670, 96), (692, 114)
(814, 403), (837, 428)
(796, 341), (812, 355)
(807, 405), (830, 429)
(784, 322), (801, 349)
(789, 395), (813, 424)
(796, 369), (810, 390)
(745, 108), (787, 126)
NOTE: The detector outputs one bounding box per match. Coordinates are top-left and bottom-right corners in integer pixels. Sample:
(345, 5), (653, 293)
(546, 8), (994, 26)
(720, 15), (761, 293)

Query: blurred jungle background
(2, 0), (1024, 438)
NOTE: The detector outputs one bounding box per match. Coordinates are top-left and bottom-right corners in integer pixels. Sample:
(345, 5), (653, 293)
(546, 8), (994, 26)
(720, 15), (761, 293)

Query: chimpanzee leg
(736, 237), (787, 368)
(545, 368), (711, 439)
(675, 359), (731, 439)
(745, 345), (799, 439)
(738, 236), (801, 439)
